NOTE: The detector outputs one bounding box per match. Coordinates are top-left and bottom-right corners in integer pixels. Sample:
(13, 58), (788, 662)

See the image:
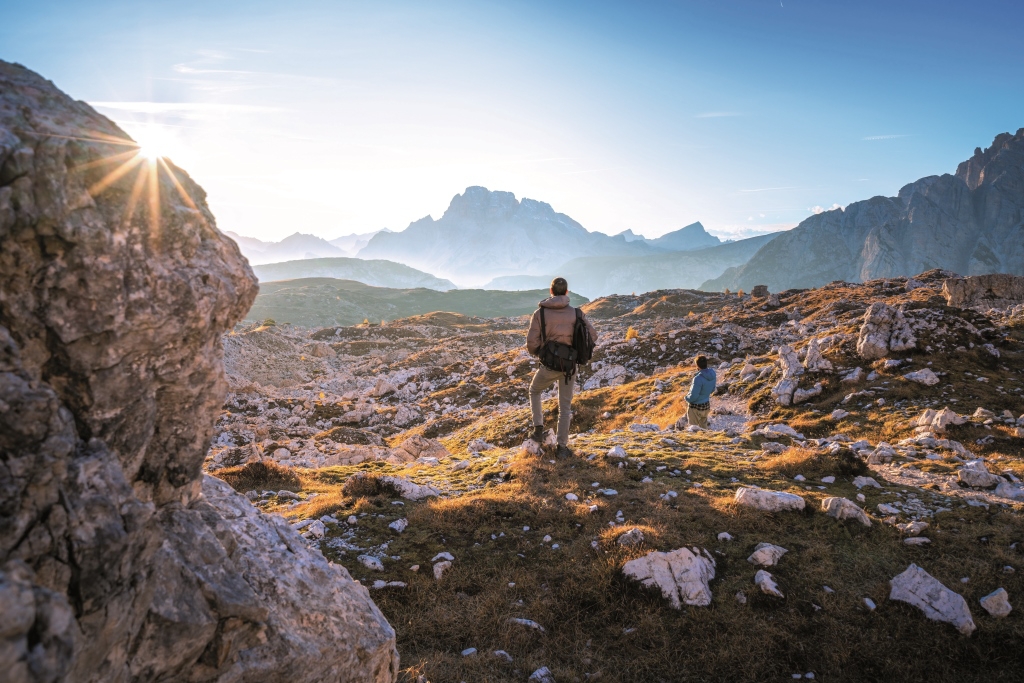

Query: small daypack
(538, 307), (577, 378)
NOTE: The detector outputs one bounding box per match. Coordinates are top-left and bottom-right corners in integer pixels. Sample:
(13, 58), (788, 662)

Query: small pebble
(461, 647), (477, 657)
(543, 535), (552, 543)
(864, 597), (876, 611)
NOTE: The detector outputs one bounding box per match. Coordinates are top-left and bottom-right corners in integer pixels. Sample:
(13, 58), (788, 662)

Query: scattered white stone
(493, 650), (513, 663)
(358, 555), (384, 572)
(388, 518), (408, 533)
(451, 459), (471, 470)
(793, 382), (823, 404)
(608, 445), (627, 458)
(347, 515), (358, 525)
(754, 570), (784, 597)
(830, 409), (850, 420)
(979, 588), (1012, 618)
(864, 597), (877, 611)
(904, 368), (940, 386)
(856, 493), (866, 502)
(735, 591), (747, 604)
(718, 532), (734, 542)
(432, 552), (455, 562)
(877, 503), (900, 515)
(842, 367), (865, 383)
(897, 521), (929, 535)
(762, 441), (786, 454)
(433, 560), (452, 580)
(734, 487), (806, 512)
(958, 460), (1002, 489)
(821, 476), (836, 484)
(747, 543), (788, 567)
(380, 475), (441, 500)
(622, 547), (716, 608)
(617, 528), (645, 547)
(821, 497), (871, 526)
(853, 476), (882, 489)
(565, 492), (579, 501)
(508, 617), (545, 632)
(904, 537), (931, 546)
(461, 647), (477, 656)
(889, 564), (976, 635)
(601, 489), (619, 496)
(529, 667), (555, 683)
(794, 474), (806, 482)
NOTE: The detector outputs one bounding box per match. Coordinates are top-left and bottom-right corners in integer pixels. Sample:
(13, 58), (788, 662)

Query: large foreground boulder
(0, 61), (397, 682)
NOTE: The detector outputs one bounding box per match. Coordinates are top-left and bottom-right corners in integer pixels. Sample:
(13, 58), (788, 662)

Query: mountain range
(704, 129), (1024, 292)
(487, 233), (776, 298)
(356, 186), (719, 285)
(227, 229), (386, 265)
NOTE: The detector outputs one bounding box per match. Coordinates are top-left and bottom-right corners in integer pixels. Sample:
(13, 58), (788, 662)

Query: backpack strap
(539, 306), (547, 344)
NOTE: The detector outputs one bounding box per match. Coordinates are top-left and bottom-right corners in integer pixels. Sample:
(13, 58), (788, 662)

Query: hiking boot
(556, 444), (574, 459)
(527, 425), (545, 444)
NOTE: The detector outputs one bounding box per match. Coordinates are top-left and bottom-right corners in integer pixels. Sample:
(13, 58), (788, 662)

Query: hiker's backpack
(538, 307), (594, 379)
(572, 307), (595, 366)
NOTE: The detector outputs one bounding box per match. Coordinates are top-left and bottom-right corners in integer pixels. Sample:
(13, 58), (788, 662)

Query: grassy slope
(216, 276), (1024, 682)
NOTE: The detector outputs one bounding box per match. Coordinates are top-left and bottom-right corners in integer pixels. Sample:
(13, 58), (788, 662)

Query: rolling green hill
(245, 278), (589, 327)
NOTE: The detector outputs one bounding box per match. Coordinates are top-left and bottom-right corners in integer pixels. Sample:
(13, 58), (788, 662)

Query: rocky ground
(207, 270), (1024, 682)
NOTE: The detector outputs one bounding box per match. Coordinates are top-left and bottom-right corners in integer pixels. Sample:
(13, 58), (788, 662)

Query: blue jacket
(685, 368), (717, 405)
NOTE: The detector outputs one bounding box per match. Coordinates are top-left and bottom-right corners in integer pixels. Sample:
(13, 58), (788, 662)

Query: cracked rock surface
(0, 60), (397, 683)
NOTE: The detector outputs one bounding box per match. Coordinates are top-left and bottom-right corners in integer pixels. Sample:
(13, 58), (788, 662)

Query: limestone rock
(0, 61), (398, 683)
(803, 339), (833, 372)
(943, 274), (1024, 310)
(979, 588), (1012, 618)
(379, 476), (441, 500)
(889, 564), (976, 635)
(621, 547), (716, 608)
(853, 476), (882, 489)
(747, 543), (788, 567)
(529, 667), (556, 683)
(617, 528), (645, 547)
(904, 368), (940, 386)
(958, 460), (1002, 489)
(734, 488), (806, 512)
(583, 364), (628, 390)
(856, 303), (916, 359)
(754, 570), (784, 598)
(793, 382), (823, 404)
(911, 407), (966, 432)
(389, 435), (450, 462)
(433, 561), (452, 580)
(821, 497), (872, 526)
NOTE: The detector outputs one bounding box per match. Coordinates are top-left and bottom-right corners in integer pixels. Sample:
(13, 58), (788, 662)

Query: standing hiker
(684, 355), (716, 429)
(525, 277), (597, 457)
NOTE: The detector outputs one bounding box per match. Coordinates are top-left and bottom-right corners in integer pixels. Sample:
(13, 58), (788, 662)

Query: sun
(130, 126), (181, 162)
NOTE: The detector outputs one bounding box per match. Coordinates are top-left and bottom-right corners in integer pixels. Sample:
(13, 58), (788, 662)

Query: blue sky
(2, 0), (1022, 242)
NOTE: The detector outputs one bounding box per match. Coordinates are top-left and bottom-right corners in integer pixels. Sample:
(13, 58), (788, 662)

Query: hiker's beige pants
(686, 405), (710, 429)
(529, 366), (575, 446)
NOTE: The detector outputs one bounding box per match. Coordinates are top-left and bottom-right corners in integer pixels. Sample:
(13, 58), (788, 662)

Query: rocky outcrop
(856, 302), (916, 359)
(621, 547), (716, 608)
(942, 274), (1024, 310)
(0, 61), (397, 682)
(703, 130), (1024, 292)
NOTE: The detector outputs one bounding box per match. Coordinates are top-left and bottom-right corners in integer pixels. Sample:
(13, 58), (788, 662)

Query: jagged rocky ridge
(705, 130), (1024, 293)
(0, 61), (397, 682)
(357, 186), (712, 286)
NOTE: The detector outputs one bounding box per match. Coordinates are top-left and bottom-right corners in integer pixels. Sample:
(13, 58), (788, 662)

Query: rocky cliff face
(0, 61), (397, 682)
(703, 130), (1024, 293)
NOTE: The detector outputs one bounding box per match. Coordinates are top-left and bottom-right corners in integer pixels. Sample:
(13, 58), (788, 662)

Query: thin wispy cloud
(695, 112), (741, 118)
(91, 102), (282, 114)
(863, 134), (909, 141)
(739, 186), (798, 193)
